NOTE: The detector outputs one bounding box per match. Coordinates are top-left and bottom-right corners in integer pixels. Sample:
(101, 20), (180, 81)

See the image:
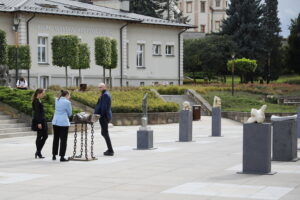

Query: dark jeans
(52, 125), (69, 157)
(100, 117), (113, 152)
(36, 127), (48, 153)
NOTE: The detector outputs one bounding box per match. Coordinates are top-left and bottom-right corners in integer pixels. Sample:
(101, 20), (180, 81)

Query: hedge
(0, 87), (80, 121)
(72, 89), (179, 113)
(0, 29), (7, 65)
(7, 45), (31, 69)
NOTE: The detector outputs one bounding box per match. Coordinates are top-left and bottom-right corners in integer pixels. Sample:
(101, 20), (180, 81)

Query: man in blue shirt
(94, 83), (114, 156)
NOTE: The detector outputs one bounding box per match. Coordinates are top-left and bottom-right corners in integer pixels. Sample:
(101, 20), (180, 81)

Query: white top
(16, 80), (28, 88)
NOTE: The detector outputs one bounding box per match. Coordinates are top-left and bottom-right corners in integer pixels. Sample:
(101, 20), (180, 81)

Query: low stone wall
(112, 112), (179, 126)
(186, 89), (212, 116)
(222, 111), (297, 123)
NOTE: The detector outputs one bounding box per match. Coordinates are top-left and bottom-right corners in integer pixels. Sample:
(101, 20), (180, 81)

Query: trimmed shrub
(95, 37), (111, 67)
(7, 45), (31, 69)
(0, 29), (7, 65)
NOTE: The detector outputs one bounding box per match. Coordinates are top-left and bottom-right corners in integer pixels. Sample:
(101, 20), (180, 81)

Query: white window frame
(200, 1), (205, 13)
(215, 21), (221, 31)
(216, 0), (221, 7)
(186, 1), (192, 13)
(152, 44), (162, 56)
(165, 45), (175, 56)
(140, 82), (145, 86)
(37, 36), (48, 64)
(40, 76), (49, 89)
(136, 43), (145, 68)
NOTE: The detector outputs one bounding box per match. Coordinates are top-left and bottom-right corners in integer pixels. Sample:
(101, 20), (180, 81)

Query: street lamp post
(13, 17), (20, 86)
(231, 53), (235, 96)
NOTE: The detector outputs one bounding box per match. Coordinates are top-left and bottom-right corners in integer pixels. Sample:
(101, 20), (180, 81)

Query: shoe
(60, 157), (69, 162)
(103, 150), (114, 156)
(35, 152), (45, 159)
(52, 155), (56, 161)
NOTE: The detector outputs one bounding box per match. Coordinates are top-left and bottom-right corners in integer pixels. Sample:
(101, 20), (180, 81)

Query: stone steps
(0, 112), (35, 139)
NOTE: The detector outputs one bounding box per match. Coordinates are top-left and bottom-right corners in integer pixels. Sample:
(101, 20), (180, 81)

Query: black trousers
(36, 127), (48, 153)
(100, 117), (113, 152)
(52, 125), (69, 157)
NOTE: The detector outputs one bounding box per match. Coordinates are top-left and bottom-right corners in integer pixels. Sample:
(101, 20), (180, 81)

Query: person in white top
(16, 77), (28, 90)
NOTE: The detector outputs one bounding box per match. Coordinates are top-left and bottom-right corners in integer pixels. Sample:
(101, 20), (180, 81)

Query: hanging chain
(72, 123), (78, 158)
(79, 123), (84, 158)
(91, 123), (95, 159)
(84, 123), (88, 160)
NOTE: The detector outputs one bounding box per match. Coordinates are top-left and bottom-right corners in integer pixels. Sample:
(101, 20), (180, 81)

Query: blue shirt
(52, 97), (72, 127)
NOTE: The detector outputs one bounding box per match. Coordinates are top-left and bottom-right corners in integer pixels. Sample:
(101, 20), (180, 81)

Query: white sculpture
(182, 101), (191, 110)
(247, 105), (267, 123)
(271, 115), (297, 122)
(213, 96), (221, 108)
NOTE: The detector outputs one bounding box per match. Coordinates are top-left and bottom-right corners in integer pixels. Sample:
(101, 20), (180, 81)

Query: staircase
(0, 112), (35, 139)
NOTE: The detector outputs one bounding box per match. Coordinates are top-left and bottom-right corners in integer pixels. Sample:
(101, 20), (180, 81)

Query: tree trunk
(103, 67), (106, 84)
(65, 66), (68, 88)
(109, 68), (112, 88)
(79, 68), (82, 85)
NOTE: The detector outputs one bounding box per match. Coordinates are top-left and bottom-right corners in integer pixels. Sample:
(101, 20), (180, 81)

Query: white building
(0, 0), (193, 89)
(179, 0), (228, 34)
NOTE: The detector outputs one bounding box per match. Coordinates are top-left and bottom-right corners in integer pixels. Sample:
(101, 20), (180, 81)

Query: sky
(278, 0), (300, 38)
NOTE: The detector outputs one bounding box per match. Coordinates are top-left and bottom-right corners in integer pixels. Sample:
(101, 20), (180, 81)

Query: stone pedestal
(137, 129), (154, 150)
(241, 123), (275, 175)
(297, 107), (300, 139)
(179, 110), (193, 142)
(212, 107), (221, 137)
(272, 120), (298, 161)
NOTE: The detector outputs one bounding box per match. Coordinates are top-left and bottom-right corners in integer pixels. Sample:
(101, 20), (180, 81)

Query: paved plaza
(0, 117), (299, 200)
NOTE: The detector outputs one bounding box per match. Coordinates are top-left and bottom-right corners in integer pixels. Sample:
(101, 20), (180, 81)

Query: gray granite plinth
(297, 107), (300, 138)
(272, 120), (298, 161)
(179, 110), (193, 142)
(242, 123), (274, 174)
(137, 129), (153, 149)
(212, 107), (221, 137)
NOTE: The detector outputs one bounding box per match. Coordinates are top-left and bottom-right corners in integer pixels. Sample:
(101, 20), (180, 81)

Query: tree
(95, 37), (112, 83)
(71, 43), (90, 85)
(262, 0), (282, 83)
(7, 45), (31, 70)
(107, 39), (118, 87)
(159, 0), (189, 23)
(130, 0), (162, 18)
(227, 58), (258, 83)
(52, 35), (79, 87)
(222, 0), (265, 80)
(184, 39), (202, 83)
(0, 29), (7, 65)
(287, 14), (300, 75)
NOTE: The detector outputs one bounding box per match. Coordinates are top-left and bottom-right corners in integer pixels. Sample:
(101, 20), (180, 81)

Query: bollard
(297, 107), (300, 139)
(240, 123), (276, 175)
(137, 129), (154, 150)
(211, 107), (221, 137)
(272, 120), (298, 161)
(179, 110), (193, 142)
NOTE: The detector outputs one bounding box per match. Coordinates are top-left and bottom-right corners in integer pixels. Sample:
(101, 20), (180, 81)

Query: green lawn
(202, 91), (298, 113)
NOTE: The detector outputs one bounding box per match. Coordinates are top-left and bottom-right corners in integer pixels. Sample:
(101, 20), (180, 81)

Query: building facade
(0, 0), (192, 89)
(179, 0), (228, 34)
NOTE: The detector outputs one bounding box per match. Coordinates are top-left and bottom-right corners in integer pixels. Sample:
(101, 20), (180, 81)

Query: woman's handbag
(73, 112), (100, 124)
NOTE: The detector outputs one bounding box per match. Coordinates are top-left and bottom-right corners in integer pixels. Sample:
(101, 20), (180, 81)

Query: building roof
(0, 0), (194, 28)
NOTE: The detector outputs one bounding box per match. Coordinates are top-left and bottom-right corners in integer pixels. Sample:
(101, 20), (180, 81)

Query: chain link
(79, 123), (84, 158)
(72, 123), (78, 158)
(91, 123), (95, 159)
(84, 123), (88, 160)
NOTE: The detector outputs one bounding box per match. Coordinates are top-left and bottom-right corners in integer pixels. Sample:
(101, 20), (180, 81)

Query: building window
(200, 25), (206, 33)
(126, 81), (129, 87)
(170, 82), (174, 85)
(215, 21), (221, 31)
(200, 1), (205, 13)
(226, 1), (228, 7)
(165, 45), (174, 56)
(216, 0), (221, 7)
(186, 2), (192, 13)
(152, 44), (161, 56)
(154, 82), (159, 86)
(140, 82), (145, 86)
(40, 76), (49, 89)
(74, 77), (80, 87)
(38, 37), (48, 63)
(136, 44), (145, 68)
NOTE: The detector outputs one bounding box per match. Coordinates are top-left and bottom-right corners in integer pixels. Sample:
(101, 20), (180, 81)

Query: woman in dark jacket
(32, 88), (48, 159)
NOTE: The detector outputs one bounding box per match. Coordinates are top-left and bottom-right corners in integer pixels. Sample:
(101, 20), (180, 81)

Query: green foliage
(0, 87), (80, 121)
(95, 37), (111, 68)
(130, 0), (162, 18)
(75, 43), (90, 70)
(227, 58), (258, 74)
(287, 14), (300, 75)
(52, 35), (79, 68)
(109, 39), (118, 69)
(72, 89), (179, 113)
(0, 29), (7, 65)
(7, 45), (31, 69)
